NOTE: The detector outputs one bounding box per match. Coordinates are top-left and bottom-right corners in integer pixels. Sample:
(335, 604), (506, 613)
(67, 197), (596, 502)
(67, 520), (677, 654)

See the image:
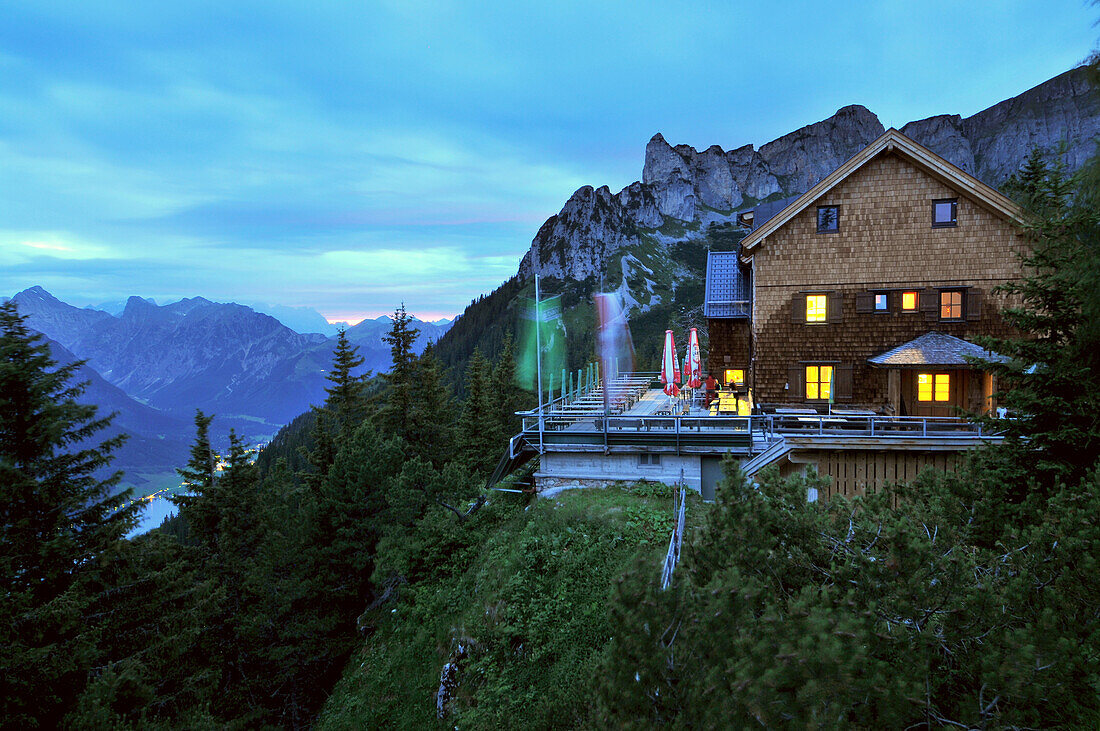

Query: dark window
(817, 205), (839, 233)
(933, 198), (957, 228)
(639, 453), (661, 466)
(874, 293), (888, 311)
(940, 290), (963, 320)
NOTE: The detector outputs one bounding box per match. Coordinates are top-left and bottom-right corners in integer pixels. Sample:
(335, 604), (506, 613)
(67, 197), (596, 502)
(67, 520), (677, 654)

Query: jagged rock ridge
(522, 66), (1100, 282)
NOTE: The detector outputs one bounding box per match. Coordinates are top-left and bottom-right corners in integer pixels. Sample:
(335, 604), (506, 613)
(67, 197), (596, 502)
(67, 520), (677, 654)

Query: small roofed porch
(868, 332), (1008, 418)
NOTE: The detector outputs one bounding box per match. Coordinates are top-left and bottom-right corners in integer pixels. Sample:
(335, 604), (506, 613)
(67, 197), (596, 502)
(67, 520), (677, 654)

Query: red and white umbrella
(683, 327), (702, 389)
(660, 329), (680, 397)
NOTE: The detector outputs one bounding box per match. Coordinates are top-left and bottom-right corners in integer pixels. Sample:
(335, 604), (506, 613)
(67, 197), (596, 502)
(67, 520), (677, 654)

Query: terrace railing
(515, 410), (1000, 455)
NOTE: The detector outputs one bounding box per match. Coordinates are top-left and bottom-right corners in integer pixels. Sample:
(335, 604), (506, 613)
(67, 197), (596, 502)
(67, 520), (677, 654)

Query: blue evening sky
(1, 1), (1095, 322)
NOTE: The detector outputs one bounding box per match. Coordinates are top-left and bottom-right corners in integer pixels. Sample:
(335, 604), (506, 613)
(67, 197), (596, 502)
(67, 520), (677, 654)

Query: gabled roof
(739, 128), (1025, 260)
(867, 331), (1009, 368)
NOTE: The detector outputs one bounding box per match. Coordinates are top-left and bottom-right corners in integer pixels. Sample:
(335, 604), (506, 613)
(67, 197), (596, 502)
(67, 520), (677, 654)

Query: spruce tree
(379, 303), (419, 438)
(300, 332), (369, 492)
(491, 333), (528, 439)
(0, 300), (138, 726)
(171, 410), (221, 543)
(325, 329), (369, 438)
(980, 149), (1100, 490)
(406, 342), (455, 466)
(456, 348), (504, 474)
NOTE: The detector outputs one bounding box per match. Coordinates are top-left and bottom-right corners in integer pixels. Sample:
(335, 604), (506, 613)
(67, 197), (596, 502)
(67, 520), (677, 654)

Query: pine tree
(406, 342), (455, 466)
(325, 329), (369, 438)
(171, 410), (221, 543)
(0, 300), (139, 727)
(379, 303), (419, 438)
(300, 332), (370, 492)
(491, 333), (529, 439)
(456, 348), (504, 474)
(979, 149), (1100, 491)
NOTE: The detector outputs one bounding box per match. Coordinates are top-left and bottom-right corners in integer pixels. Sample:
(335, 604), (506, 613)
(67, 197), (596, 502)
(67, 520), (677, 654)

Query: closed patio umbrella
(660, 329), (680, 398)
(684, 327), (702, 390)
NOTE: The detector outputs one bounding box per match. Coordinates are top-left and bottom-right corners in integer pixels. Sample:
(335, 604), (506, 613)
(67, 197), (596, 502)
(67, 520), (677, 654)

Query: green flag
(516, 294), (567, 392)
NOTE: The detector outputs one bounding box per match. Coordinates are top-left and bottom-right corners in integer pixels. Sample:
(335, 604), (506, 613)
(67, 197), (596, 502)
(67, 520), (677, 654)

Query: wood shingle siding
(743, 150), (1026, 410)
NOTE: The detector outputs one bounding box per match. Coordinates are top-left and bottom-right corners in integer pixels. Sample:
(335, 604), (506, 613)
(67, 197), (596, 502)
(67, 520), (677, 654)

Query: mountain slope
(13, 289), (338, 427)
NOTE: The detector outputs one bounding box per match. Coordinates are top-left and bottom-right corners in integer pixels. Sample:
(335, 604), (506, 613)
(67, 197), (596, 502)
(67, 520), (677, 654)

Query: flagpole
(535, 275), (544, 452)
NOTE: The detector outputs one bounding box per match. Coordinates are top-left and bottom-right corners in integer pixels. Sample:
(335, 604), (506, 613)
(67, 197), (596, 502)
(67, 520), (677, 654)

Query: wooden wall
(778, 449), (966, 502)
(746, 152), (1026, 408)
(705, 318), (750, 381)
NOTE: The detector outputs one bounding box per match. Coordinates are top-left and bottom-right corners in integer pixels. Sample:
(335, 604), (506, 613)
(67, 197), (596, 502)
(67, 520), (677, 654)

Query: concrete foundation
(535, 451), (703, 493)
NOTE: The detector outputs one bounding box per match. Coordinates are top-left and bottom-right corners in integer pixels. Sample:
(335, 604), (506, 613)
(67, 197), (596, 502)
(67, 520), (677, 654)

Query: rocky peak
(758, 104), (885, 194)
(521, 67), (1100, 284)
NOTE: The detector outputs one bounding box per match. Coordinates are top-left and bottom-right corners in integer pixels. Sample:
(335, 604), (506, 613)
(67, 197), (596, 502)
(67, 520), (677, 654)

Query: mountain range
(9, 286), (452, 477)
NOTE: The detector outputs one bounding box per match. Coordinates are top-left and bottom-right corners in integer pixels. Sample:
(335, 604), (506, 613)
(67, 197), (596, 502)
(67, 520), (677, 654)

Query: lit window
(940, 291), (962, 319)
(805, 365), (833, 400)
(917, 373), (951, 402)
(874, 293), (888, 311)
(933, 198), (958, 228)
(724, 369), (745, 386)
(806, 294), (827, 322)
(902, 291), (918, 311)
(817, 205), (839, 233)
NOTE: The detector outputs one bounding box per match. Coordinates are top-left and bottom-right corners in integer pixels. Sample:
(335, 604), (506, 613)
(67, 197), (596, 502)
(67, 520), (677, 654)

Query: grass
(318, 482), (709, 729)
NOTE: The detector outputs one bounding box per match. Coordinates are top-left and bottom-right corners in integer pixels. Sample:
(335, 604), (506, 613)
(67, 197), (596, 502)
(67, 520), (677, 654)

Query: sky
(1, 1), (1096, 323)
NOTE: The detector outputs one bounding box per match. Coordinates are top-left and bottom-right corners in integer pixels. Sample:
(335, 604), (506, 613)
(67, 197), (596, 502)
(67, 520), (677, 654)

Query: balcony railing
(514, 410), (1000, 456)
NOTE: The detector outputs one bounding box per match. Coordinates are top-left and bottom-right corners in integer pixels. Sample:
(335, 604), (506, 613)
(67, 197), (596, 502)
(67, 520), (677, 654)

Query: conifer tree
(0, 300), (138, 726)
(406, 342), (455, 465)
(325, 329), (369, 438)
(379, 303), (419, 438)
(981, 149), (1100, 490)
(456, 348), (504, 474)
(171, 409), (221, 543)
(491, 333), (528, 439)
(300, 331), (370, 492)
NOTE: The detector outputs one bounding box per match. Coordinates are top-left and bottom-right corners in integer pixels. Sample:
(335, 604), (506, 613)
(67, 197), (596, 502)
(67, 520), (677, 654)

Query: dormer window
(933, 198), (957, 228)
(817, 205), (839, 233)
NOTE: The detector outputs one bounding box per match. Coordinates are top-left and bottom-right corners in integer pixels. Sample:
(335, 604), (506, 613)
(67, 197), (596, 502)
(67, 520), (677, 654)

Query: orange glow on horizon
(323, 311), (454, 327)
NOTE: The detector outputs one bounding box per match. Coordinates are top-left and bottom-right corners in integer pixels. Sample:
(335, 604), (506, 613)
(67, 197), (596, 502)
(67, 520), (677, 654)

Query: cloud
(1, 0), (1096, 318)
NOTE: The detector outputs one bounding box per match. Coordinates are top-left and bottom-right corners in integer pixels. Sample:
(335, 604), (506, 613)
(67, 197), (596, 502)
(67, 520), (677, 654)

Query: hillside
(318, 481), (704, 728)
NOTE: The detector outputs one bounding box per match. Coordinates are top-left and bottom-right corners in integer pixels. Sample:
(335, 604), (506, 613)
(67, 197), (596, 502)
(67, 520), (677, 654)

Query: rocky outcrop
(903, 67), (1100, 184)
(519, 185), (644, 280)
(522, 66), (1100, 282)
(759, 105), (886, 194)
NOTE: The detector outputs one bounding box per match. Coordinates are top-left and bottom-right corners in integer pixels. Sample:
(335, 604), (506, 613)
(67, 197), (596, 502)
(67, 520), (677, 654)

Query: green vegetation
(318, 482), (698, 729)
(4, 131), (1099, 728)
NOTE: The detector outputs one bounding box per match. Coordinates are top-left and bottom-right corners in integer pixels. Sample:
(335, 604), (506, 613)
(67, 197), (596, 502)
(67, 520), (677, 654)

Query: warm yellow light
(935, 373), (951, 401)
(940, 291), (962, 319)
(724, 369), (745, 385)
(805, 365), (832, 400)
(806, 294), (827, 322)
(918, 373), (950, 402)
(902, 291), (918, 310)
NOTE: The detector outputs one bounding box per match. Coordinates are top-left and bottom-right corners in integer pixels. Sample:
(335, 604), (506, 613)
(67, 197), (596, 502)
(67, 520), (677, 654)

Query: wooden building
(706, 128), (1026, 417)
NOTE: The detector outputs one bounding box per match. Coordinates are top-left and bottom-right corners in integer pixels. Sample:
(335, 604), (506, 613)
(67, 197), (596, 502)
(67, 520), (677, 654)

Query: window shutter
(791, 294), (806, 323)
(835, 364), (853, 401)
(787, 365), (804, 399)
(827, 291), (844, 323)
(854, 291), (875, 313)
(920, 287), (939, 321)
(966, 287), (983, 321)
